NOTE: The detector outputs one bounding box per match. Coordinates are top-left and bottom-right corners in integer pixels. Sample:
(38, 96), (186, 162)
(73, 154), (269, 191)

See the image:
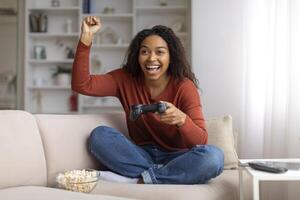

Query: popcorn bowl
(56, 169), (100, 193)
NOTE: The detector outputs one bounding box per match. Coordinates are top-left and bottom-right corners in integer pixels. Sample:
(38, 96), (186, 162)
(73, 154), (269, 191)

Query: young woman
(72, 16), (224, 184)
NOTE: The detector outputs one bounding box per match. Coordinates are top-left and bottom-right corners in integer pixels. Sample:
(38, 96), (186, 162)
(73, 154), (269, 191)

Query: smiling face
(138, 35), (170, 84)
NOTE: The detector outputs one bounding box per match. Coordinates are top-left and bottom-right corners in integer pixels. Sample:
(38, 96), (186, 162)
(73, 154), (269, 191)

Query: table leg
(239, 167), (244, 200)
(253, 178), (260, 200)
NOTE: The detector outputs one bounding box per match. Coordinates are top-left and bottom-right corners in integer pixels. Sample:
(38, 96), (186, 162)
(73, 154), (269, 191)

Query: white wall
(191, 0), (245, 152)
(191, 1), (299, 199)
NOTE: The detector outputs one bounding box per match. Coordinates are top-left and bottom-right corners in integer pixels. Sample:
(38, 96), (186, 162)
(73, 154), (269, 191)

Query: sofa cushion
(35, 113), (128, 187)
(0, 110), (47, 189)
(0, 186), (136, 200)
(206, 115), (238, 169)
(91, 170), (246, 200)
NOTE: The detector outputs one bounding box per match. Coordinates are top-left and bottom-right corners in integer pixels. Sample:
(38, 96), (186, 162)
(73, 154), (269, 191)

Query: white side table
(239, 159), (300, 200)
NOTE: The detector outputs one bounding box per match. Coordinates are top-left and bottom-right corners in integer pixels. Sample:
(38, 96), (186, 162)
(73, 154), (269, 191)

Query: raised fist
(80, 16), (101, 45)
(81, 16), (101, 35)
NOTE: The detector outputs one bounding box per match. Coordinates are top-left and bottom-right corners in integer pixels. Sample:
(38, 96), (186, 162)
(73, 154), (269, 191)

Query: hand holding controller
(129, 102), (168, 121)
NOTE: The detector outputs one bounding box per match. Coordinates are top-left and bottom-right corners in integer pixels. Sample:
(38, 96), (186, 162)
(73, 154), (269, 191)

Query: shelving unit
(24, 0), (191, 114)
(24, 0), (80, 114)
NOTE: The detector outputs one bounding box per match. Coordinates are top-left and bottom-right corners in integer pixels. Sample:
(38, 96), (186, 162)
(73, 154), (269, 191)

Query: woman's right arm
(71, 17), (119, 97)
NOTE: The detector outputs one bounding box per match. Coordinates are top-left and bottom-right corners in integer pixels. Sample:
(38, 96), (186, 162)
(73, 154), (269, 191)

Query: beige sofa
(0, 110), (250, 200)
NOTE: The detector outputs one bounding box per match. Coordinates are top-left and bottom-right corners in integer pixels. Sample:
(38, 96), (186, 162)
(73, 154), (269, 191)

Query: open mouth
(145, 65), (161, 72)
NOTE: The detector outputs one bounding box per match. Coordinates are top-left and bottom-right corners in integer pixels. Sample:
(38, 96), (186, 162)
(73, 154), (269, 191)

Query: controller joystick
(129, 102), (168, 121)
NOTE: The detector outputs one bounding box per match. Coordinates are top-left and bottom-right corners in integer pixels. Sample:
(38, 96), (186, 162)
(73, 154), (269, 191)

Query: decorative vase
(51, 0), (60, 7)
(55, 73), (70, 86)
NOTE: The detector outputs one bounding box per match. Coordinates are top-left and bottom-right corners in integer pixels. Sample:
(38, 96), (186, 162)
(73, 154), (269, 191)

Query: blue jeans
(88, 126), (224, 184)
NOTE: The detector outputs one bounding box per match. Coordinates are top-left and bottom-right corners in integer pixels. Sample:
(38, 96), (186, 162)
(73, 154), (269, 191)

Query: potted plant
(52, 66), (72, 86)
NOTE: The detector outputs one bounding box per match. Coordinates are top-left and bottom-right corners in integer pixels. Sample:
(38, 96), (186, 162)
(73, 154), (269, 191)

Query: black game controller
(129, 102), (168, 121)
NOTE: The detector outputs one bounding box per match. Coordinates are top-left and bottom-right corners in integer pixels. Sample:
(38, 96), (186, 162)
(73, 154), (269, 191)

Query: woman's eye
(140, 50), (148, 55)
(157, 51), (165, 55)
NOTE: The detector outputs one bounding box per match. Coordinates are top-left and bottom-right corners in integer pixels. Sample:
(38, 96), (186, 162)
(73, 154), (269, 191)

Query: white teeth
(145, 65), (160, 71)
(147, 65), (159, 68)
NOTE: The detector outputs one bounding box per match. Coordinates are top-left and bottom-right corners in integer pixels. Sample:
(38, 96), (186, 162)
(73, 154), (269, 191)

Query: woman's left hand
(158, 101), (186, 127)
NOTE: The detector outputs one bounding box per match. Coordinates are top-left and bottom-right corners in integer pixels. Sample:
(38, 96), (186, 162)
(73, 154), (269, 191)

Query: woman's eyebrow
(140, 45), (167, 50)
(156, 47), (168, 50)
(140, 45), (149, 49)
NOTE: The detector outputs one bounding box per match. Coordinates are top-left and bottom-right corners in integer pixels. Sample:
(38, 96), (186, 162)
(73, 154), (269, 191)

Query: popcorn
(56, 169), (100, 193)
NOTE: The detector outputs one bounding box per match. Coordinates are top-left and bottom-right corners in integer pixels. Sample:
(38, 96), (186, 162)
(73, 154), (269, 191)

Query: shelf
(41, 111), (79, 114)
(29, 59), (74, 64)
(81, 105), (123, 113)
(0, 17), (17, 23)
(92, 44), (129, 49)
(28, 33), (79, 37)
(136, 6), (187, 14)
(28, 7), (80, 14)
(82, 104), (122, 108)
(82, 13), (133, 21)
(28, 85), (71, 90)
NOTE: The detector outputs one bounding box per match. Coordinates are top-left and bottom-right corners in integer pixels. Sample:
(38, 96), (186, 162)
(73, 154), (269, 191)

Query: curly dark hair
(122, 25), (199, 88)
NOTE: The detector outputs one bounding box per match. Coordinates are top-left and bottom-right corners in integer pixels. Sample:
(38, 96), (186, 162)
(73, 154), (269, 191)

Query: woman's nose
(148, 52), (157, 61)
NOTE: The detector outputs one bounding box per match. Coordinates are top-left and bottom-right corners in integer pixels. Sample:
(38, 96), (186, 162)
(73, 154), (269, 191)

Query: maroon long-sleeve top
(72, 41), (208, 151)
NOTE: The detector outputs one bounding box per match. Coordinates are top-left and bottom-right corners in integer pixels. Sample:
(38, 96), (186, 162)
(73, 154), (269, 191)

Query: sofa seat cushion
(0, 186), (136, 200)
(91, 170), (243, 200)
(0, 111), (47, 189)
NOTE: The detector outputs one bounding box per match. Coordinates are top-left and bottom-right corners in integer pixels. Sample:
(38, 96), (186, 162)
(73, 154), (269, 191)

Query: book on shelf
(82, 0), (90, 14)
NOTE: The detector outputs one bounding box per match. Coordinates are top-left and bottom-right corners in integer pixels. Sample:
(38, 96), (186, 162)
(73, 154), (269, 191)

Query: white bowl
(56, 169), (100, 193)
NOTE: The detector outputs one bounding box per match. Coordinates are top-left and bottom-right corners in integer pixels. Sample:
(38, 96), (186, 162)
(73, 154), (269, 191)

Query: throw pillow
(206, 115), (239, 169)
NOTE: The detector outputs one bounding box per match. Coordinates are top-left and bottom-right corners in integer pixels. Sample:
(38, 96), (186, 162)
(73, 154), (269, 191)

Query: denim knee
(89, 126), (116, 153)
(194, 145), (224, 175)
